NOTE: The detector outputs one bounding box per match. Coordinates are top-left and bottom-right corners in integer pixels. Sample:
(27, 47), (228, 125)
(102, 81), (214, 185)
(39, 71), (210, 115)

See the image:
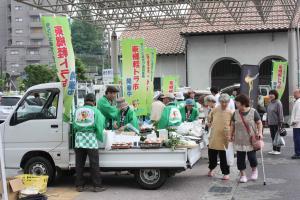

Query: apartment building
(0, 0), (53, 78)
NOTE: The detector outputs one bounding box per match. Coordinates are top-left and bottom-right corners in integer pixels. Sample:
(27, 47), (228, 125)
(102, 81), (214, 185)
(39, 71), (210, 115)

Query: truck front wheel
(24, 156), (55, 184)
(134, 169), (167, 190)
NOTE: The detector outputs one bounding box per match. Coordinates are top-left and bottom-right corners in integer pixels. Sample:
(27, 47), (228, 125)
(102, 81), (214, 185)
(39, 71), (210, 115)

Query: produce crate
(140, 142), (162, 149)
(16, 174), (48, 194)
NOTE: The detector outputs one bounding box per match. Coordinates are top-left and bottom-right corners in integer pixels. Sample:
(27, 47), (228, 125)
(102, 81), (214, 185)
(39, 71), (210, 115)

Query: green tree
(75, 58), (87, 81)
(23, 64), (57, 88)
(71, 19), (105, 55)
(16, 77), (25, 92)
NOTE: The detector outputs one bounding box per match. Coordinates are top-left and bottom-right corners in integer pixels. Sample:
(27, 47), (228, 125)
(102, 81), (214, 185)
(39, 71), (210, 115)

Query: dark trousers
(269, 125), (281, 152)
(293, 128), (300, 156)
(236, 151), (258, 171)
(208, 149), (230, 175)
(75, 148), (102, 187)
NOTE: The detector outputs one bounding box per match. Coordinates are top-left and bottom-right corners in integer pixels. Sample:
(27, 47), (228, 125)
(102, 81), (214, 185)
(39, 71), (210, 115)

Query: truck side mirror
(9, 112), (17, 126)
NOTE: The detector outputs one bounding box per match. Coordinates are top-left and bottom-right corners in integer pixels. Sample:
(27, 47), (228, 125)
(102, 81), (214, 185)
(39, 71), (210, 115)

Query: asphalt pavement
(5, 129), (300, 200)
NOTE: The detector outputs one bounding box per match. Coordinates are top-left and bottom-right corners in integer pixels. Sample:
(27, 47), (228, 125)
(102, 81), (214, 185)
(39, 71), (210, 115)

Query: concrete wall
(186, 32), (288, 89)
(155, 54), (186, 86)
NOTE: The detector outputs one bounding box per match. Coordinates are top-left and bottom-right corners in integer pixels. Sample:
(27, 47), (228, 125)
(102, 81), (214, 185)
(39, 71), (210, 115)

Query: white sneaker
(273, 151), (281, 155)
(250, 169), (258, 181)
(268, 151), (275, 155)
(239, 176), (248, 183)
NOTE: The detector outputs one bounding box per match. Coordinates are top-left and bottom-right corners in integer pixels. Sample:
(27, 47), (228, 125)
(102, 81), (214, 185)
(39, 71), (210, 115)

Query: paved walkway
(5, 129), (300, 200)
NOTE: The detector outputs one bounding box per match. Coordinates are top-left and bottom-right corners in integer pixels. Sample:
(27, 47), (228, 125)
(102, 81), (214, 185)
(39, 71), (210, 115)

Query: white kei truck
(1, 82), (205, 189)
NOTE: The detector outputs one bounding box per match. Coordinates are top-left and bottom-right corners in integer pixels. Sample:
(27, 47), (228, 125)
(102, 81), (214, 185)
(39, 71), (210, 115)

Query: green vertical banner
(271, 61), (288, 99)
(145, 48), (157, 115)
(41, 16), (76, 122)
(121, 38), (147, 116)
(162, 75), (179, 94)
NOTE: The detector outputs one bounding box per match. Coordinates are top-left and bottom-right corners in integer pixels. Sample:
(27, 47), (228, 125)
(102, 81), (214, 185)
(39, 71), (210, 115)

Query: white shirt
(150, 100), (165, 121)
(291, 98), (300, 128)
(215, 93), (220, 106)
(228, 99), (236, 113)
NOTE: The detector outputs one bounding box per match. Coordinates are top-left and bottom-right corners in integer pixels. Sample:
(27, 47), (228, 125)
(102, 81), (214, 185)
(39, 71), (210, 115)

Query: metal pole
(0, 132), (8, 200)
(111, 30), (120, 84)
(288, 28), (298, 112)
(297, 24), (300, 88)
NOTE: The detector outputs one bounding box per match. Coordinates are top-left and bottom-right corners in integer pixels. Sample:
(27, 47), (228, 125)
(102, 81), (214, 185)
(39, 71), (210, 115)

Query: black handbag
(279, 128), (287, 137)
(19, 194), (48, 200)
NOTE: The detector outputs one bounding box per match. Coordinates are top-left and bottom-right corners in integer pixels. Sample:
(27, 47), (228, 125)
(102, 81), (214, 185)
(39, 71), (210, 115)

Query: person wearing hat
(73, 93), (106, 192)
(157, 93), (182, 129)
(175, 92), (185, 109)
(150, 92), (165, 122)
(180, 99), (199, 122)
(187, 89), (201, 109)
(97, 86), (119, 130)
(113, 98), (139, 131)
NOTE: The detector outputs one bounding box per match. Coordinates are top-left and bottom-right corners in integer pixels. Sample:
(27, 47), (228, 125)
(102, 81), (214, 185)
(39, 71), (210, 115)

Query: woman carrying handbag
(229, 94), (263, 183)
(267, 90), (284, 155)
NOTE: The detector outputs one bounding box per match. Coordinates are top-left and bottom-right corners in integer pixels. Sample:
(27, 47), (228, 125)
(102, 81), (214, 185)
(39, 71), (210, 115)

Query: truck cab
(1, 82), (69, 183)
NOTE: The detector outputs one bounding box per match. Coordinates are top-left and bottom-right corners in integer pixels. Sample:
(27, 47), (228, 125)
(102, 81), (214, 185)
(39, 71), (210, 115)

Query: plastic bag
(105, 130), (115, 150)
(273, 131), (285, 147)
(225, 142), (234, 166)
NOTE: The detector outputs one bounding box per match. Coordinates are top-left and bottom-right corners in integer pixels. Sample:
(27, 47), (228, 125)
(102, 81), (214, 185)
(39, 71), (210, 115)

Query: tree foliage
(71, 19), (105, 55)
(23, 64), (57, 88)
(75, 58), (87, 81)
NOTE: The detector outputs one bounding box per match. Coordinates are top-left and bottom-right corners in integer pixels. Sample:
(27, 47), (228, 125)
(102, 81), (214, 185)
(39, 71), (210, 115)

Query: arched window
(211, 58), (241, 89)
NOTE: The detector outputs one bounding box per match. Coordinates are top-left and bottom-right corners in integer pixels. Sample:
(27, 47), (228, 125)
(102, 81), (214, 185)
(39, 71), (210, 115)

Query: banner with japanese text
(145, 48), (157, 115)
(271, 61), (288, 100)
(121, 38), (147, 116)
(41, 16), (76, 122)
(162, 75), (179, 94)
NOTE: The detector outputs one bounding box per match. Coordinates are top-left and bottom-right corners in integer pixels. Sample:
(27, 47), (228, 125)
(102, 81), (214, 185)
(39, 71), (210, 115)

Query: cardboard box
(0, 177), (25, 200)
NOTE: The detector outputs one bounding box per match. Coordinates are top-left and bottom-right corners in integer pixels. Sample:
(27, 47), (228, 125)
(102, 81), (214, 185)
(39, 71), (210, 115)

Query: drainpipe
(185, 38), (188, 87)
(297, 24), (300, 88)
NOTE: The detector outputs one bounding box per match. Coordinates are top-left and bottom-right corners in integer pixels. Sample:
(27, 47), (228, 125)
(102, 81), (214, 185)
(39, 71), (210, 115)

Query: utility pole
(111, 30), (120, 84)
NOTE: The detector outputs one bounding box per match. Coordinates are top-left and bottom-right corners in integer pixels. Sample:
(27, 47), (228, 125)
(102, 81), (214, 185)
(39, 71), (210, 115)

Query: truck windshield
(0, 97), (20, 106)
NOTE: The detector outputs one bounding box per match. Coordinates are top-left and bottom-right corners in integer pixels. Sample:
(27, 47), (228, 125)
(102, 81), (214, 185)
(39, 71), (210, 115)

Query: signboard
(102, 69), (114, 84)
(145, 48), (157, 115)
(240, 65), (259, 108)
(162, 75), (179, 94)
(271, 61), (288, 100)
(41, 15), (76, 122)
(121, 38), (147, 116)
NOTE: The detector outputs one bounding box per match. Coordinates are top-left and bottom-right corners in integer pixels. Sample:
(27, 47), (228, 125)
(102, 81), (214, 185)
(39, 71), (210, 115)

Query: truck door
(4, 88), (63, 168)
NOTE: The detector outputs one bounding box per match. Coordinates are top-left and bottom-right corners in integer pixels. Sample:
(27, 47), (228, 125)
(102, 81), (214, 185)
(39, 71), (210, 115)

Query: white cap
(175, 92), (184, 100)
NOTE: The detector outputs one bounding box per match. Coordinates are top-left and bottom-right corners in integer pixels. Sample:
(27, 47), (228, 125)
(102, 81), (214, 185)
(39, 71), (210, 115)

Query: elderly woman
(207, 94), (233, 180)
(229, 94), (263, 183)
(204, 95), (217, 131)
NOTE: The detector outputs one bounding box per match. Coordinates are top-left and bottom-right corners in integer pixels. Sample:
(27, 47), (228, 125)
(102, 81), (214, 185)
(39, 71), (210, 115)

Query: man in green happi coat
(157, 93), (182, 129)
(73, 93), (106, 192)
(97, 86), (119, 130)
(113, 98), (139, 132)
(180, 99), (199, 122)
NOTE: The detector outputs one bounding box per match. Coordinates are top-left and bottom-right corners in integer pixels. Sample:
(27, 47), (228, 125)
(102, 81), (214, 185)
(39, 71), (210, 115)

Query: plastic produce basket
(16, 174), (49, 194)
(140, 142), (162, 149)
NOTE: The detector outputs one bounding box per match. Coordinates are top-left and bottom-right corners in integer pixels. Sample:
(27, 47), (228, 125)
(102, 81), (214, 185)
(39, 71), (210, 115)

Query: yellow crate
(16, 174), (49, 194)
